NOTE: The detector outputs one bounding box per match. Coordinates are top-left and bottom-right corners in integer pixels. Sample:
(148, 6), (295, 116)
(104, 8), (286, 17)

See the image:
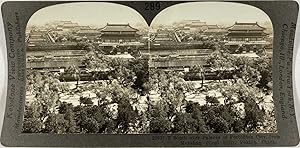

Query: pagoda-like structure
(226, 22), (268, 43)
(99, 23), (140, 43)
(225, 22), (270, 53)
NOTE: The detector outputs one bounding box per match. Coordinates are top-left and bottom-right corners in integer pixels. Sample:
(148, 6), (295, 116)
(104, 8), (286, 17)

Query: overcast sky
(28, 2), (272, 28)
(28, 2), (148, 28)
(152, 2), (271, 27)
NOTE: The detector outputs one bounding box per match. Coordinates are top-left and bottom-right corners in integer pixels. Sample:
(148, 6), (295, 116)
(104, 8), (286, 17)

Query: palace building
(225, 22), (270, 53)
(76, 26), (100, 40)
(153, 29), (177, 43)
(203, 25), (227, 36)
(99, 23), (140, 43)
(226, 22), (269, 45)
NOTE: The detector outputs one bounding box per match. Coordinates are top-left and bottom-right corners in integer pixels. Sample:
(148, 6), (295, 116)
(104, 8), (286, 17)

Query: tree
(205, 51), (235, 81)
(157, 73), (187, 112)
(33, 73), (62, 120)
(73, 105), (106, 133)
(253, 55), (272, 91)
(218, 80), (265, 132)
(147, 70), (202, 133)
(115, 99), (138, 133)
(232, 57), (261, 86)
(243, 100), (264, 132)
(205, 95), (219, 105)
(58, 102), (78, 133)
(134, 112), (150, 133)
(22, 105), (43, 133)
(81, 117), (100, 133)
(189, 108), (208, 133)
(189, 64), (205, 88)
(173, 111), (207, 134)
(23, 72), (70, 133)
(89, 79), (140, 133)
(82, 51), (110, 72)
(207, 115), (230, 133)
(43, 113), (68, 134)
(76, 41), (100, 52)
(128, 57), (149, 95)
(26, 70), (37, 93)
(149, 101), (173, 133)
(79, 96), (93, 106)
(65, 65), (81, 88)
(107, 58), (136, 87)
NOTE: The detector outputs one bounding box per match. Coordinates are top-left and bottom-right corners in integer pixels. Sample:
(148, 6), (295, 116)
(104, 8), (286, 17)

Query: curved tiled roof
(100, 23), (139, 32)
(77, 29), (100, 34)
(227, 22), (265, 31)
(207, 25), (220, 29)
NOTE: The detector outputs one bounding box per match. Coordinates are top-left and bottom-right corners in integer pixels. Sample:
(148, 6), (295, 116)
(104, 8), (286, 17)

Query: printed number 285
(145, 2), (160, 11)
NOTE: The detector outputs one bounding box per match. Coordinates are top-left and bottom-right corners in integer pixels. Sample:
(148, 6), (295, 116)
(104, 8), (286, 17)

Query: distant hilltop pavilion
(99, 23), (140, 43)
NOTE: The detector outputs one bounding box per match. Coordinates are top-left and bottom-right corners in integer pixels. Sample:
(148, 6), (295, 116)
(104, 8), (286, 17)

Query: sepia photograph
(23, 2), (276, 134)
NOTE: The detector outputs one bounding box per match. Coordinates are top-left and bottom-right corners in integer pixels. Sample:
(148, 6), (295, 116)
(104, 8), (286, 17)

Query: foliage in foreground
(24, 49), (276, 134)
